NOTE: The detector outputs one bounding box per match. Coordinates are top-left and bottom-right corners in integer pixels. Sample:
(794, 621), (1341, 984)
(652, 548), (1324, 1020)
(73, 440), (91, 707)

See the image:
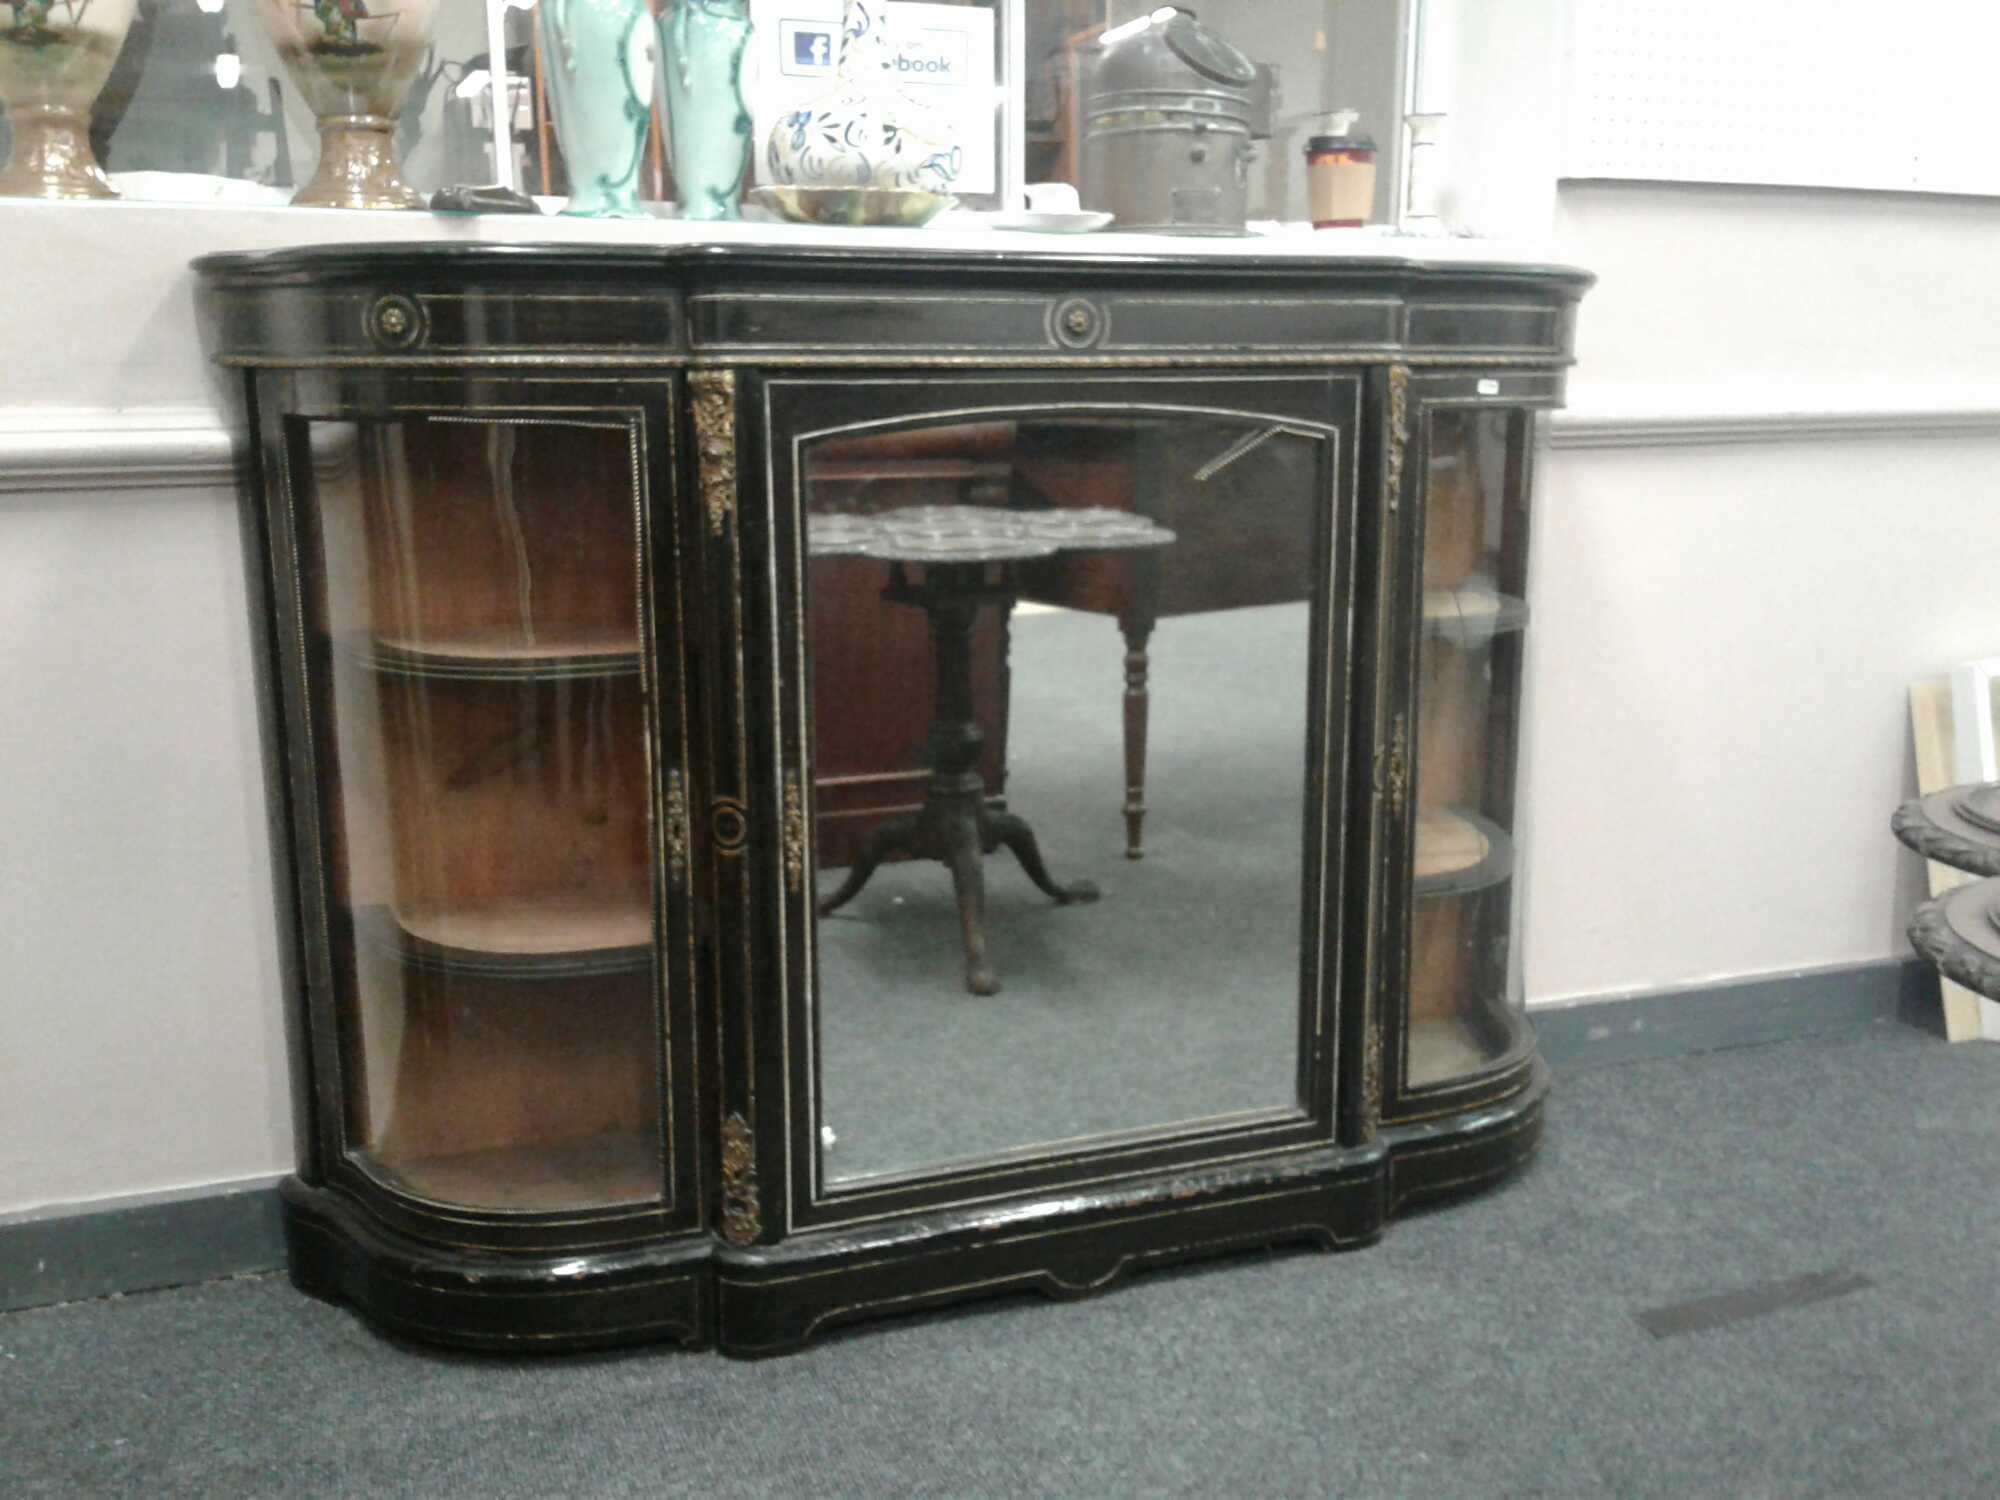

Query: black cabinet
(197, 240), (1591, 1355)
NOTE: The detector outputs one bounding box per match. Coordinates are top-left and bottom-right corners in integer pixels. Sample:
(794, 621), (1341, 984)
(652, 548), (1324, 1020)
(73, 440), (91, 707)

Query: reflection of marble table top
(808, 505), (1175, 564)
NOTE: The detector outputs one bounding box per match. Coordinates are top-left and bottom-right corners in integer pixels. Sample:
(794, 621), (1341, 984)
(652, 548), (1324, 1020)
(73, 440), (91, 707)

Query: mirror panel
(799, 410), (1335, 1186)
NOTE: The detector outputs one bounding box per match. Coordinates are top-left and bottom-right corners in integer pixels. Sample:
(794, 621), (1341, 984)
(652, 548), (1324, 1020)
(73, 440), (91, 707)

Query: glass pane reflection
(1407, 407), (1531, 1089)
(295, 416), (664, 1212)
(805, 415), (1327, 1184)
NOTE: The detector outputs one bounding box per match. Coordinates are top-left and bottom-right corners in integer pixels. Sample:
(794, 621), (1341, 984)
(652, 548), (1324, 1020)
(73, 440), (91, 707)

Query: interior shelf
(360, 901), (655, 978)
(361, 1130), (663, 1213)
(1421, 587), (1528, 644)
(1405, 1014), (1521, 1090)
(343, 626), (642, 682)
(1414, 809), (1515, 899)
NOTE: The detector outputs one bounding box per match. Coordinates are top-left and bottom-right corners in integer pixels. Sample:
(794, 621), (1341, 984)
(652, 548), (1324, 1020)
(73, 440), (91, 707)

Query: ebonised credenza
(195, 236), (1591, 1355)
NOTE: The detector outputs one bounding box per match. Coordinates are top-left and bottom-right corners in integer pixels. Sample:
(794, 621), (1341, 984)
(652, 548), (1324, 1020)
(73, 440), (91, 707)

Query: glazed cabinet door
(1377, 369), (1563, 1122)
(708, 370), (1363, 1240)
(252, 370), (703, 1251)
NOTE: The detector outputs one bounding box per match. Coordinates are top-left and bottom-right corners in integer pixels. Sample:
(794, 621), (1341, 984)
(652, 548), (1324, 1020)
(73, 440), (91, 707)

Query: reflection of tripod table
(809, 506), (1175, 995)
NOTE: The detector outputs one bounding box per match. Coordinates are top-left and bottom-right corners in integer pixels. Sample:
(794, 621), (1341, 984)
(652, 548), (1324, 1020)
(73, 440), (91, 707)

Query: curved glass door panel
(794, 403), (1341, 1189)
(1407, 406), (1532, 1090)
(293, 415), (664, 1213)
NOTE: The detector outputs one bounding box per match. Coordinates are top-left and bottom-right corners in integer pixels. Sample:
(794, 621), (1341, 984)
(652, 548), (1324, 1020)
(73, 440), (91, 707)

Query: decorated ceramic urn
(764, 0), (960, 194)
(0, 0), (139, 199)
(256, 0), (437, 209)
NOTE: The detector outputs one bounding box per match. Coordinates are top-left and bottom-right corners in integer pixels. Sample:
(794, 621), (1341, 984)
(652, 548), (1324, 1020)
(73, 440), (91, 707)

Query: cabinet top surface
(194, 221), (1589, 367)
(192, 221), (1591, 291)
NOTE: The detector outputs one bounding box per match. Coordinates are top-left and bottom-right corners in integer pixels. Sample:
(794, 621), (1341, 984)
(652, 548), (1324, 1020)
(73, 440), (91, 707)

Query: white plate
(984, 210), (1115, 234)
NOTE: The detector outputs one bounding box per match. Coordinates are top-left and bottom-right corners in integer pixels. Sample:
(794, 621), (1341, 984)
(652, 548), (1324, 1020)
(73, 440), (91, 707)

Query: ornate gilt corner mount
(690, 369), (737, 539)
(783, 773), (806, 895)
(719, 1111), (762, 1245)
(665, 769), (690, 886)
(1384, 364), (1410, 514)
(1375, 713), (1410, 820)
(1359, 1023), (1383, 1142)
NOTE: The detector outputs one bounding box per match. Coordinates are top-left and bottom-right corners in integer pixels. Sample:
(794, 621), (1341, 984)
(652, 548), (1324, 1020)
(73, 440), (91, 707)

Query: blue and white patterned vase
(539, 0), (657, 217)
(764, 0), (961, 194)
(658, 0), (752, 220)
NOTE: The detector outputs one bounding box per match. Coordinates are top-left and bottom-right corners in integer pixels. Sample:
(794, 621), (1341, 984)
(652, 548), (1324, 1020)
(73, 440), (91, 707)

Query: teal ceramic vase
(659, 0), (752, 220)
(539, 0), (657, 217)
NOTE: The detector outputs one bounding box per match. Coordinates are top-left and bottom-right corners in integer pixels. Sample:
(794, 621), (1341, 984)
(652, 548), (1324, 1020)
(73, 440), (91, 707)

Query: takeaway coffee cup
(1305, 115), (1376, 229)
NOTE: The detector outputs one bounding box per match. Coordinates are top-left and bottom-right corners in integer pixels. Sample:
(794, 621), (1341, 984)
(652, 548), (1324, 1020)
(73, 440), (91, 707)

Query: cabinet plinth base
(278, 1066), (1546, 1355)
(715, 1145), (1392, 1359)
(277, 1179), (713, 1353)
(718, 1061), (1548, 1356)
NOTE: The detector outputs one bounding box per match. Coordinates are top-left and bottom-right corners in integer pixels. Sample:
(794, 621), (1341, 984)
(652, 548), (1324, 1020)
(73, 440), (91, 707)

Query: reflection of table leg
(817, 563), (1099, 996)
(817, 812), (917, 917)
(987, 811), (1096, 906)
(944, 811), (995, 996)
(1119, 612), (1153, 860)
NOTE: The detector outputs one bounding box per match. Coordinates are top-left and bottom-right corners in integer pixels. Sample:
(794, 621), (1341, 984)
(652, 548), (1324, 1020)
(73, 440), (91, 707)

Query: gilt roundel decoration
(1052, 296), (1104, 350)
(365, 294), (427, 352)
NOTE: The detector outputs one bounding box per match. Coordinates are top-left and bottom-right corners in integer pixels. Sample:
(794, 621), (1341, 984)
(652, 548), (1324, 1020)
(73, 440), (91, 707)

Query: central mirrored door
(759, 375), (1362, 1218)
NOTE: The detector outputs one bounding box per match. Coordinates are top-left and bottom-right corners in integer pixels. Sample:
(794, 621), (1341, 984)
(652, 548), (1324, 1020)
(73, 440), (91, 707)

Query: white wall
(0, 480), (294, 1209)
(1520, 182), (2000, 1004)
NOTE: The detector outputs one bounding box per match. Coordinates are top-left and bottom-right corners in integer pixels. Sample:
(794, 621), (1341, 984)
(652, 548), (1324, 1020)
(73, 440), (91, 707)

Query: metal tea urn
(1079, 7), (1266, 235)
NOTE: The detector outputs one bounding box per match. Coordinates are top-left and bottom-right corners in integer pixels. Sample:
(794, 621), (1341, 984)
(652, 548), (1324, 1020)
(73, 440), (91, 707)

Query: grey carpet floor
(9, 1020), (2000, 1498)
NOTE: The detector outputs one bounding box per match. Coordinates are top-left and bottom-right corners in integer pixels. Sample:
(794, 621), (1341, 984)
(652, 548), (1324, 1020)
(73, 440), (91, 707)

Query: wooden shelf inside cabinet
(1414, 810), (1515, 900)
(343, 627), (642, 682)
(360, 902), (654, 979)
(1421, 588), (1529, 645)
(364, 1130), (664, 1213)
(1406, 1014), (1519, 1089)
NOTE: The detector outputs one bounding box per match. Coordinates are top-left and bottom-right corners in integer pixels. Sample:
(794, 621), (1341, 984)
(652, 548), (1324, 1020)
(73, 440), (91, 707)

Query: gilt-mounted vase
(256, 0), (437, 210)
(0, 0), (138, 199)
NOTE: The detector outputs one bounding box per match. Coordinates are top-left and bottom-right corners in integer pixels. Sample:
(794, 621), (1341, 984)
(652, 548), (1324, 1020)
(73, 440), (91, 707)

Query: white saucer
(984, 210), (1115, 234)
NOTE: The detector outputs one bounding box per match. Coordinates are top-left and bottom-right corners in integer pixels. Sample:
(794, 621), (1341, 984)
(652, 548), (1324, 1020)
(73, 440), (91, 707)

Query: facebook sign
(779, 21), (837, 77)
(793, 27), (833, 69)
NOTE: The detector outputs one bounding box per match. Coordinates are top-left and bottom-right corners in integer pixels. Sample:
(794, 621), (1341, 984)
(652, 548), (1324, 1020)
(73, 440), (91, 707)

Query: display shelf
(343, 627), (642, 682)
(360, 902), (655, 978)
(1406, 1016), (1491, 1086)
(1421, 587), (1528, 644)
(1414, 809), (1514, 899)
(363, 1129), (663, 1212)
(1405, 1013), (1522, 1091)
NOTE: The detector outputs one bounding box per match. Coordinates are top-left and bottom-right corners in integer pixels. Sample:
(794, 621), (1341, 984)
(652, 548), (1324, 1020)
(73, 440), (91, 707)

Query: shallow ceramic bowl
(746, 184), (958, 228)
